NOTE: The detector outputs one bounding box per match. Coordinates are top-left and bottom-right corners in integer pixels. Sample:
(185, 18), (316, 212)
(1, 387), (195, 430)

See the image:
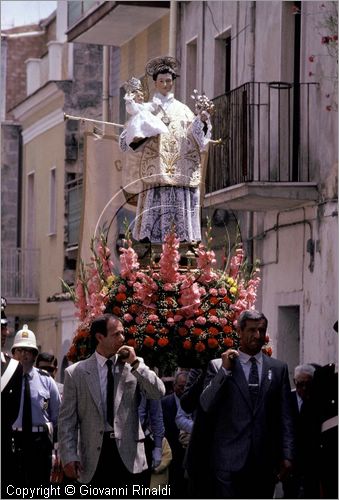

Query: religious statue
(119, 56), (214, 244)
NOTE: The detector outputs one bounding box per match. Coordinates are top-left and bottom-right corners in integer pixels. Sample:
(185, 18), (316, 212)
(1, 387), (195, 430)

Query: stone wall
(1, 123), (21, 248)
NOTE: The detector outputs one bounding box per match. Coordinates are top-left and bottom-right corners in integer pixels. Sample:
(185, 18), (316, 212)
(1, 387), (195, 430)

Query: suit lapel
(254, 355), (272, 413)
(84, 354), (103, 414)
(114, 360), (129, 412)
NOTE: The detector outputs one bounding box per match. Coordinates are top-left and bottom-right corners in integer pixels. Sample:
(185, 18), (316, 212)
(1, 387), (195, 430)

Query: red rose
(262, 346), (273, 356)
(113, 306), (121, 316)
(160, 327), (169, 335)
(207, 338), (218, 348)
(128, 325), (138, 335)
(144, 336), (155, 348)
(116, 293), (127, 302)
(193, 327), (203, 336)
(224, 337), (234, 347)
(208, 327), (219, 336)
(223, 296), (231, 304)
(223, 325), (233, 334)
(128, 304), (139, 314)
(178, 327), (188, 336)
(208, 309), (217, 316)
(183, 340), (192, 350)
(209, 297), (219, 305)
(158, 338), (169, 347)
(195, 341), (205, 352)
(145, 324), (155, 334)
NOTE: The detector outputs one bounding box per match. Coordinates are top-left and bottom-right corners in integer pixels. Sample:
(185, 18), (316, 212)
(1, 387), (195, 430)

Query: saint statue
(119, 56), (214, 244)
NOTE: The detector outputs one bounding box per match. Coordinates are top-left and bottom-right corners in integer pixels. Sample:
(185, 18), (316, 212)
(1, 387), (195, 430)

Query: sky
(1, 1), (57, 30)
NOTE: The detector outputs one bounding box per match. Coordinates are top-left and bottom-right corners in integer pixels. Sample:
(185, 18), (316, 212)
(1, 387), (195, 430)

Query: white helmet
(11, 324), (38, 354)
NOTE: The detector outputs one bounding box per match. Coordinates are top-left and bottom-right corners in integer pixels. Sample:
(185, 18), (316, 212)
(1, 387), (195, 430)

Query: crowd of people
(1, 299), (337, 499)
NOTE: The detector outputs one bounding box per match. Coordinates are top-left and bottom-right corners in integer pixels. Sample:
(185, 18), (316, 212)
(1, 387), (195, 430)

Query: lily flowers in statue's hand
(191, 89), (215, 117)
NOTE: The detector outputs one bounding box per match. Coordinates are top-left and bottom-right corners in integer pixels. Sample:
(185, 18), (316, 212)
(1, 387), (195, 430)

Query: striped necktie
(248, 357), (259, 406)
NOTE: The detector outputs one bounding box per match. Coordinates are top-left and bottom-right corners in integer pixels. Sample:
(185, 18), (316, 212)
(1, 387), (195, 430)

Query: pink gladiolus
(196, 244), (218, 283)
(120, 244), (140, 280)
(159, 232), (181, 283)
(163, 283), (174, 291)
(185, 320), (194, 328)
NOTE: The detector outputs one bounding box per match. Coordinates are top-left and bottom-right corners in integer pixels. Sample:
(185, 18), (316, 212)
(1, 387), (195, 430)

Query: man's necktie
(248, 357), (259, 407)
(22, 373), (32, 433)
(106, 359), (114, 427)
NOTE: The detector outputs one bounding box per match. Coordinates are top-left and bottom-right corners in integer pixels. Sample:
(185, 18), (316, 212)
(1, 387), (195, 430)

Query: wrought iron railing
(205, 81), (317, 193)
(1, 248), (39, 302)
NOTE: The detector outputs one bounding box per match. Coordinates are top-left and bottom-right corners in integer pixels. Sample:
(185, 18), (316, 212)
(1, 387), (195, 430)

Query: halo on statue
(145, 55), (180, 78)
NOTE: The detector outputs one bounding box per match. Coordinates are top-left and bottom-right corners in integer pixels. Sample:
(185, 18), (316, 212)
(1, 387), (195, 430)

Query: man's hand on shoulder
(221, 349), (239, 371)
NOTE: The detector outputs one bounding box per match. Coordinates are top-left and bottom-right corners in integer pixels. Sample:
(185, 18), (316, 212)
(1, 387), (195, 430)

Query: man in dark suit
(282, 363), (320, 498)
(161, 370), (188, 497)
(200, 309), (295, 499)
(1, 298), (23, 490)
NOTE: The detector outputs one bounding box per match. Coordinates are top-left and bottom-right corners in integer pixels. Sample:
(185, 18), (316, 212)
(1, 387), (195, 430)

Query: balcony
(1, 248), (39, 303)
(66, 0), (170, 46)
(204, 82), (319, 211)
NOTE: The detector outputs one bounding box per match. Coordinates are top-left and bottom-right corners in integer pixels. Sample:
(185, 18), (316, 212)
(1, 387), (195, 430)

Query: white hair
(294, 363), (316, 378)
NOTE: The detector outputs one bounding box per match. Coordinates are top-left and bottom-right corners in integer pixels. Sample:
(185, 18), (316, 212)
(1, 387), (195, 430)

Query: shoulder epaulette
(37, 368), (51, 377)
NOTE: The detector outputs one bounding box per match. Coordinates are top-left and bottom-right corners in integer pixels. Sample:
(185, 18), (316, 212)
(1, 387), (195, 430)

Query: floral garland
(66, 227), (270, 373)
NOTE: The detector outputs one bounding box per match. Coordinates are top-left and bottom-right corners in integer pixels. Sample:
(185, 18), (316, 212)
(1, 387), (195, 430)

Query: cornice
(22, 108), (64, 144)
(11, 82), (64, 123)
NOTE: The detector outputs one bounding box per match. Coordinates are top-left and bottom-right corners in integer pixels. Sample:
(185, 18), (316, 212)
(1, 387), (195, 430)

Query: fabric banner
(79, 126), (136, 268)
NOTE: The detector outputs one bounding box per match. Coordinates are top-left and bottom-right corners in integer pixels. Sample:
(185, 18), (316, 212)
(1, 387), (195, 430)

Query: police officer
(10, 324), (61, 486)
(1, 298), (23, 492)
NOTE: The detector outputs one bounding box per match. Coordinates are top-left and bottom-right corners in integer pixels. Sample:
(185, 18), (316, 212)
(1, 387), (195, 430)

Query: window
(49, 167), (57, 235)
(214, 28), (232, 96)
(66, 179), (83, 247)
(26, 172), (35, 249)
(186, 38), (198, 105)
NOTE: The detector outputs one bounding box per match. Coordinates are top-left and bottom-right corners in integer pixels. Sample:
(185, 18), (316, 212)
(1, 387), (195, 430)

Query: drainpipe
(102, 46), (110, 122)
(169, 0), (177, 57)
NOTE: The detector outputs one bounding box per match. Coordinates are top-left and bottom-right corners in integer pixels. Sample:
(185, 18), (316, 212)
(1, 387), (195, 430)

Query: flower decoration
(66, 224), (263, 373)
(191, 89), (215, 116)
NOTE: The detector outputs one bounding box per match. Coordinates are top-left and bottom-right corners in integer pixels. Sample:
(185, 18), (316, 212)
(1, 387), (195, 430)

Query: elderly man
(59, 313), (165, 489)
(283, 363), (319, 498)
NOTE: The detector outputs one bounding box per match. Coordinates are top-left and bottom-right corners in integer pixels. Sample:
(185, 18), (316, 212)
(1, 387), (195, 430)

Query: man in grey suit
(200, 309), (295, 498)
(59, 313), (165, 488)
